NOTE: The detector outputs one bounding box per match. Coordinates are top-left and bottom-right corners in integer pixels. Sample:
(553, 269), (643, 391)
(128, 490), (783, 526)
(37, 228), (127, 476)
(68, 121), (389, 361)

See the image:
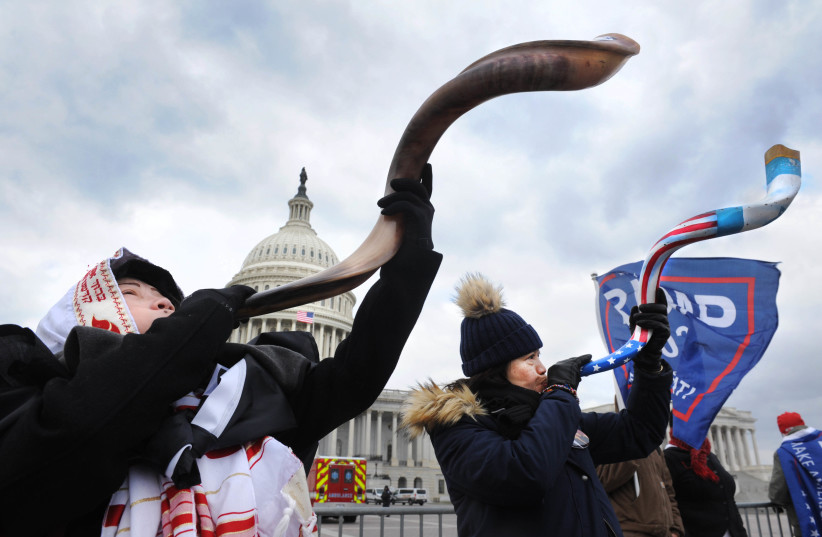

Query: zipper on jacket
(604, 518), (618, 537)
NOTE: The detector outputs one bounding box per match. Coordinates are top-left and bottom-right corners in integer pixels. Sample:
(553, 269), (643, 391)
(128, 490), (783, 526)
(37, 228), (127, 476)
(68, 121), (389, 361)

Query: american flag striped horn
(580, 144), (801, 376)
(238, 34), (641, 318)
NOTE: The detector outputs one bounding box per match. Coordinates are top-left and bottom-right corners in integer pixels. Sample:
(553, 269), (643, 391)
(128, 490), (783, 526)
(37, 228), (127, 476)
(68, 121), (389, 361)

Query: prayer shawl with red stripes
(36, 248), (317, 536)
(101, 388), (317, 537)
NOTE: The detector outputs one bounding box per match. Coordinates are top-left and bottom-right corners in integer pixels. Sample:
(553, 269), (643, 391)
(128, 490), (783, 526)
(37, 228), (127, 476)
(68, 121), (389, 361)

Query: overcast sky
(1, 1), (819, 462)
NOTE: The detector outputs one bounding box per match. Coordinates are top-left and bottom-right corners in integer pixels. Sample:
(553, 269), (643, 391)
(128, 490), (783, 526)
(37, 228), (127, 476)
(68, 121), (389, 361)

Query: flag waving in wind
(296, 311), (314, 324)
(595, 257), (780, 449)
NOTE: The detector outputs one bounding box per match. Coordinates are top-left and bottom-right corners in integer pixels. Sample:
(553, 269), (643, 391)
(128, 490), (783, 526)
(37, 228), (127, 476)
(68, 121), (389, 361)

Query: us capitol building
(227, 169), (773, 503)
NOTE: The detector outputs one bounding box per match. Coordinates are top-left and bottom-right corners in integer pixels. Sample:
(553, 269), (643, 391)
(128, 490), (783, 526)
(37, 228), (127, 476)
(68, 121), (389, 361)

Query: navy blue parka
(404, 365), (672, 537)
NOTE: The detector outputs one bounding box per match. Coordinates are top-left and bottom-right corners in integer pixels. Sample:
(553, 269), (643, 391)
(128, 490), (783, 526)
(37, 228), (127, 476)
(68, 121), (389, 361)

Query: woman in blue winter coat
(402, 273), (673, 537)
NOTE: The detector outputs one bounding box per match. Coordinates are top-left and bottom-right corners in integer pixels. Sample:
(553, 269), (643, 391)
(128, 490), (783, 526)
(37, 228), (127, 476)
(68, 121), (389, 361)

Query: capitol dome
(226, 168), (355, 357)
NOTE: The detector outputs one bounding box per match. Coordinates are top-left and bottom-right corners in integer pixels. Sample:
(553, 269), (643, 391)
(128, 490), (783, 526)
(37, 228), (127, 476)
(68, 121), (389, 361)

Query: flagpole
(593, 271), (637, 493)
(591, 273), (611, 353)
(592, 271), (627, 411)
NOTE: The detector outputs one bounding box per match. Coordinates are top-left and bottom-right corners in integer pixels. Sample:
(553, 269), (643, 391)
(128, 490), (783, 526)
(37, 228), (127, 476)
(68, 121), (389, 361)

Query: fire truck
(307, 456), (367, 522)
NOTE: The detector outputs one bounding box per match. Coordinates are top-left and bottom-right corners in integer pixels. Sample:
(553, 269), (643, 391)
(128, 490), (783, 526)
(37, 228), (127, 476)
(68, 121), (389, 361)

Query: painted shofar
(581, 144), (801, 376)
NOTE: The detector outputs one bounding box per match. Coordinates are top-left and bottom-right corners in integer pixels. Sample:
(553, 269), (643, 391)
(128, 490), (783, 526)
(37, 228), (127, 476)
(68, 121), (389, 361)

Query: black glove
(629, 288), (670, 372)
(181, 285), (256, 327)
(377, 163), (434, 249)
(546, 354), (592, 391)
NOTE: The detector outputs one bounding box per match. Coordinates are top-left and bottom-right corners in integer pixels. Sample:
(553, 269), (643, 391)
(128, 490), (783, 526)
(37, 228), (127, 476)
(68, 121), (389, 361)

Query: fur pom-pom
(454, 273), (504, 319)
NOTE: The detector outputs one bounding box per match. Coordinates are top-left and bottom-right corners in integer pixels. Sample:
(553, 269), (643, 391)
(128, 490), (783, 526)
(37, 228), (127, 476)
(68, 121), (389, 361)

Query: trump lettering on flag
(296, 311), (314, 324)
(595, 257), (780, 449)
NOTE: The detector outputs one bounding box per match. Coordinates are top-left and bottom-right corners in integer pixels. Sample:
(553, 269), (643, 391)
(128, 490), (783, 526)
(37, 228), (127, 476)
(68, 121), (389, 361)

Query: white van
(366, 487), (395, 504)
(410, 488), (428, 505)
(395, 487), (428, 505)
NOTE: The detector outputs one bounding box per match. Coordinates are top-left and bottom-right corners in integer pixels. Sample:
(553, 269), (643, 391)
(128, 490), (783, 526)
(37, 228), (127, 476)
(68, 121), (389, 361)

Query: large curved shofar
(239, 34), (640, 318)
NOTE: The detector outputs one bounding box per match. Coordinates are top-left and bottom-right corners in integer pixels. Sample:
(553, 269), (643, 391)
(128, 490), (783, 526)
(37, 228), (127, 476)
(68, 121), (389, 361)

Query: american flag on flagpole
(296, 311), (314, 324)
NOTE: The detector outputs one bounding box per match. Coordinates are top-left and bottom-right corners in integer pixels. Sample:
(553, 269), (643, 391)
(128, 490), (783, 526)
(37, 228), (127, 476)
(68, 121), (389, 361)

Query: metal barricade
(737, 502), (795, 537)
(314, 504), (455, 537)
(313, 501), (794, 537)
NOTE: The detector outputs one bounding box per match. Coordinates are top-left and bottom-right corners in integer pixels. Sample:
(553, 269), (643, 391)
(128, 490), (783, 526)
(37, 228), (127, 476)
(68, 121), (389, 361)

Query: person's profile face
(506, 350), (547, 393)
(118, 277), (175, 333)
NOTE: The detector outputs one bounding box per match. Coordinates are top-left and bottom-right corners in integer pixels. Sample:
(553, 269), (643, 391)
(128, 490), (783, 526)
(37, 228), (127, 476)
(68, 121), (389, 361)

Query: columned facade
(315, 399), (765, 504)
(709, 407), (761, 470)
(316, 389), (445, 501)
(586, 404), (764, 476)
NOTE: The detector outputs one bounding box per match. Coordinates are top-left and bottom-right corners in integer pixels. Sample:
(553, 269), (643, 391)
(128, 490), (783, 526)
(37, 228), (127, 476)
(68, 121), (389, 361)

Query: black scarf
(473, 376), (541, 439)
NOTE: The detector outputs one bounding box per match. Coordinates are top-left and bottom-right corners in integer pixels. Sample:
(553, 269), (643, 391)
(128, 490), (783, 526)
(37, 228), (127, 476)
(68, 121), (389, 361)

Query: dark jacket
(769, 443), (802, 535)
(597, 448), (685, 537)
(402, 365), (673, 537)
(664, 446), (747, 537)
(381, 487), (393, 507)
(0, 244), (441, 537)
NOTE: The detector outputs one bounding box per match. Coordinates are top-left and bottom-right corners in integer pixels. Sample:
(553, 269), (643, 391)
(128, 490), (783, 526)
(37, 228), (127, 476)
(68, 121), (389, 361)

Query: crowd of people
(1, 160), (818, 536)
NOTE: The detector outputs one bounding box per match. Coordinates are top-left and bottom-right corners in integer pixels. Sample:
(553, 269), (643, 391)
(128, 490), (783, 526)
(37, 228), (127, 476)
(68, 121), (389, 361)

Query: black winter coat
(381, 488), (393, 507)
(664, 447), (748, 537)
(0, 244), (441, 537)
(402, 366), (673, 537)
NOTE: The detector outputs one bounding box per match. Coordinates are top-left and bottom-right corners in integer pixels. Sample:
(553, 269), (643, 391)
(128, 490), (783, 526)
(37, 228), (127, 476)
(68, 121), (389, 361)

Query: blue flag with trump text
(595, 257), (780, 449)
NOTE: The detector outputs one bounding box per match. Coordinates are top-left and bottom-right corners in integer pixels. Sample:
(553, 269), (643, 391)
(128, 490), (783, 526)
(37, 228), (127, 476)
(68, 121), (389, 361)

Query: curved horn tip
(765, 144), (800, 163)
(593, 33), (641, 55)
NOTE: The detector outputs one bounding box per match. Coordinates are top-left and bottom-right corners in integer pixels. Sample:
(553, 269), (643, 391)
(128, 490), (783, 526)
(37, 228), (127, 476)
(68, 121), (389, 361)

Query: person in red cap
(768, 411), (821, 537)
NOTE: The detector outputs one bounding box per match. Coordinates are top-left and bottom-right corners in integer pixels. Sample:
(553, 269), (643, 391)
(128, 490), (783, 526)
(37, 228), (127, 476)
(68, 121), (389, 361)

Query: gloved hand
(546, 354), (592, 390)
(629, 288), (670, 372)
(181, 285), (256, 327)
(377, 163), (434, 249)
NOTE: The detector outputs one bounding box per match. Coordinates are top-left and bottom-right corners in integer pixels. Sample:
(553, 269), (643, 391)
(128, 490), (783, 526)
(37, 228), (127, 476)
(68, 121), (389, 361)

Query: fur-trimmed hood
(401, 381), (486, 439)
